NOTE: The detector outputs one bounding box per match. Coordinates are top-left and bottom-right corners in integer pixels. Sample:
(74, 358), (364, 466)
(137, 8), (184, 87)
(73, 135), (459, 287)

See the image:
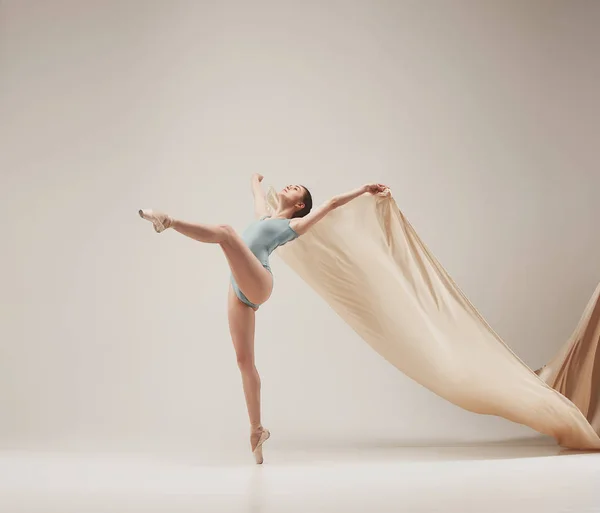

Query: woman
(139, 174), (387, 463)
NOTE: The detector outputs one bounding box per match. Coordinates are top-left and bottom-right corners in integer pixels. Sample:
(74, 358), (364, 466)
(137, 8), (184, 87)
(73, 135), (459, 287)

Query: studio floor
(1, 445), (599, 513)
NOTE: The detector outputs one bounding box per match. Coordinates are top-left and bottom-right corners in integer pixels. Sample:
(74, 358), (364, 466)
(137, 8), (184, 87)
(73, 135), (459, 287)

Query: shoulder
(288, 218), (300, 230)
(287, 219), (301, 238)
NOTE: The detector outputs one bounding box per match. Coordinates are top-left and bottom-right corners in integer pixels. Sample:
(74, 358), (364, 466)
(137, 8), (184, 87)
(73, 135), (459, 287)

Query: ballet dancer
(139, 174), (387, 463)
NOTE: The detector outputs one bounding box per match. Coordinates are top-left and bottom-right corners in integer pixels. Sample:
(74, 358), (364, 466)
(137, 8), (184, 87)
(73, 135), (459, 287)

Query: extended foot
(138, 209), (173, 233)
(251, 426), (270, 465)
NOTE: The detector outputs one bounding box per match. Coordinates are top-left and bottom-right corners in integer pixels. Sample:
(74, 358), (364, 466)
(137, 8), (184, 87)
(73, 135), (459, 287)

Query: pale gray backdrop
(1, 0), (599, 456)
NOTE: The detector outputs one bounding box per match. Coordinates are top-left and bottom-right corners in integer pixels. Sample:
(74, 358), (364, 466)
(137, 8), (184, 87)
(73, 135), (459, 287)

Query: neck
(272, 206), (295, 219)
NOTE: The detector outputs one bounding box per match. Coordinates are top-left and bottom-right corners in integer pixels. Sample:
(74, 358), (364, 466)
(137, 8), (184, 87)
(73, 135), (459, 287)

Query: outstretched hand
(363, 183), (388, 195)
(252, 173), (264, 183)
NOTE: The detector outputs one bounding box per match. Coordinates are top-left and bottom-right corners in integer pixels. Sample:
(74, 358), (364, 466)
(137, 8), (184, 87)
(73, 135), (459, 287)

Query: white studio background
(1, 0), (599, 457)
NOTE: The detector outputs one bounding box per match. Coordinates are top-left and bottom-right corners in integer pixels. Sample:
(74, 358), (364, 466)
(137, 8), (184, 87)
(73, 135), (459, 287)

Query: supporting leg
(227, 285), (270, 462)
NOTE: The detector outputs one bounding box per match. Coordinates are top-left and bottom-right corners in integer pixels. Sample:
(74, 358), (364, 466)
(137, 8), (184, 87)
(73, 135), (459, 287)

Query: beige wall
(1, 0), (599, 454)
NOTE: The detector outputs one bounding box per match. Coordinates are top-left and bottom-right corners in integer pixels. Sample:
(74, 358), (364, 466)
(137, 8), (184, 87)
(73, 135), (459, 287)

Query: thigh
(221, 230), (273, 305)
(228, 285), (257, 365)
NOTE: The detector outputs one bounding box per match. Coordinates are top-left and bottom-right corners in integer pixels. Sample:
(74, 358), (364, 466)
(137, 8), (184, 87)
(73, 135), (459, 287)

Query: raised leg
(171, 220), (273, 305)
(139, 210), (273, 305)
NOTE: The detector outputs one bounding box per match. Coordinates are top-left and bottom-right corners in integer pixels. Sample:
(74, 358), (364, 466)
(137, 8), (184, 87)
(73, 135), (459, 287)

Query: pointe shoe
(252, 427), (270, 465)
(138, 209), (173, 233)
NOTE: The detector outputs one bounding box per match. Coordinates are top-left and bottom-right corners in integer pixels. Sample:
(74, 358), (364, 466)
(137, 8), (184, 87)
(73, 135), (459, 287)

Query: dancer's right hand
(252, 173), (264, 182)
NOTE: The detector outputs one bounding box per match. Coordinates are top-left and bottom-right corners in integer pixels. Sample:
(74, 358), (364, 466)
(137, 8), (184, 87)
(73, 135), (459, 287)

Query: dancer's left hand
(364, 183), (388, 195)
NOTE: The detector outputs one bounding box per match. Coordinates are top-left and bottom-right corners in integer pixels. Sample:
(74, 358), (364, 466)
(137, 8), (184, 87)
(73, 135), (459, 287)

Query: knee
(218, 224), (236, 244)
(236, 352), (254, 371)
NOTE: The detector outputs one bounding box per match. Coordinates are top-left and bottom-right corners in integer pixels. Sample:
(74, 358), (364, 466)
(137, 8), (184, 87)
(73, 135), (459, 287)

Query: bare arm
(290, 183), (387, 235)
(251, 174), (269, 219)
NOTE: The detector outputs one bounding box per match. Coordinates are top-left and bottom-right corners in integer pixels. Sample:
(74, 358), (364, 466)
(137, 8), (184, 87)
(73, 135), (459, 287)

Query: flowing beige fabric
(537, 283), (600, 434)
(266, 188), (600, 450)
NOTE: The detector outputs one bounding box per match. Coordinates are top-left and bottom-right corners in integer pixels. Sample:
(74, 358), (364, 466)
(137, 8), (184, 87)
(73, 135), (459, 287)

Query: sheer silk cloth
(537, 283), (600, 435)
(266, 188), (600, 449)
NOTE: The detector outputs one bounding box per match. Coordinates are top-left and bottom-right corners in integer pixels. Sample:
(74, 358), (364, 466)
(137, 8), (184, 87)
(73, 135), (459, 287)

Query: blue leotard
(231, 215), (299, 308)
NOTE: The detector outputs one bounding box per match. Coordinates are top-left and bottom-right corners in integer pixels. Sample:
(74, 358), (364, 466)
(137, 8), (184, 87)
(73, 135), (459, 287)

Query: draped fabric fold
(266, 188), (600, 450)
(536, 283), (600, 434)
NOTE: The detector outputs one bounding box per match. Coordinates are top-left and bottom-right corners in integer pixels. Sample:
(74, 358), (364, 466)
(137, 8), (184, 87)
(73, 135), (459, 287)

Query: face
(279, 184), (305, 210)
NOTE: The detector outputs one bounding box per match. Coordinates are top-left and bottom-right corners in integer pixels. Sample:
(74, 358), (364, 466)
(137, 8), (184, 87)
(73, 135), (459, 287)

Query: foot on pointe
(251, 427), (270, 465)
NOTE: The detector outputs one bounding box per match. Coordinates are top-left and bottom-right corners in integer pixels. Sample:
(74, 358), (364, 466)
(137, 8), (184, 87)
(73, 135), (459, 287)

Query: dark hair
(292, 186), (313, 218)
